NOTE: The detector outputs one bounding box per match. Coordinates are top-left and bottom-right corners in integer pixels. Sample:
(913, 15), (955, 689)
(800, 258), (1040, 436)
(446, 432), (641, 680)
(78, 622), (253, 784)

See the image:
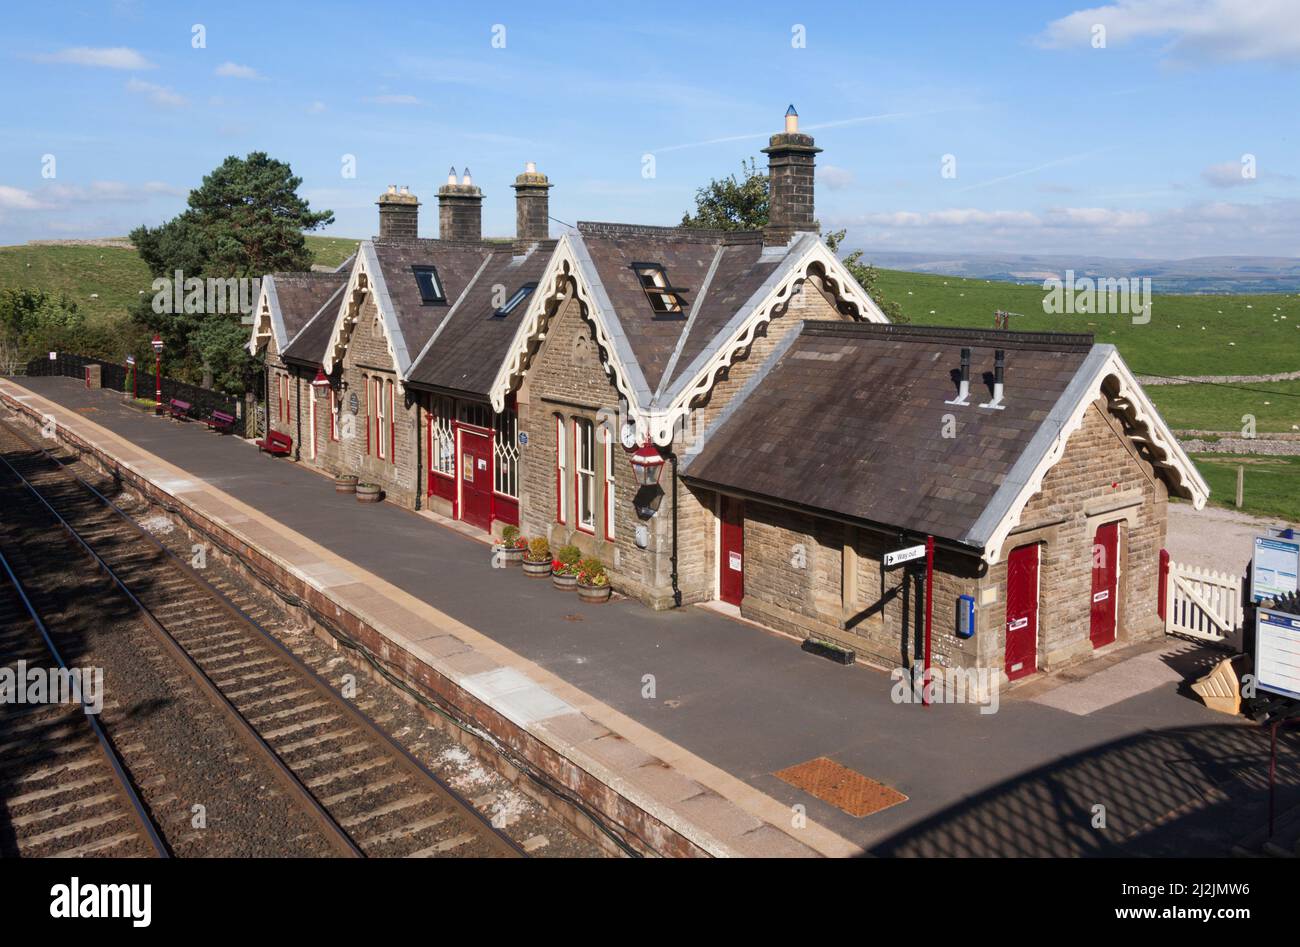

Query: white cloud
(1201, 160), (1256, 188)
(830, 198), (1300, 256)
(126, 78), (187, 108)
(215, 61), (261, 80)
(364, 93), (422, 106)
(1039, 0), (1300, 64)
(0, 185), (45, 211)
(820, 165), (855, 191)
(34, 46), (153, 69)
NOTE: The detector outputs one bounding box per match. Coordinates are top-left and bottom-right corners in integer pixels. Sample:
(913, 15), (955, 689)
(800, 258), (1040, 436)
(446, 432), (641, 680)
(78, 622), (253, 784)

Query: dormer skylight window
(495, 282), (536, 317)
(632, 263), (685, 315)
(412, 265), (446, 305)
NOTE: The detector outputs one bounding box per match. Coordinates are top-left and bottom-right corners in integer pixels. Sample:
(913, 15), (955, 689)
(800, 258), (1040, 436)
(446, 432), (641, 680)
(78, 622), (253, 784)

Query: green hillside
(874, 269), (1300, 377)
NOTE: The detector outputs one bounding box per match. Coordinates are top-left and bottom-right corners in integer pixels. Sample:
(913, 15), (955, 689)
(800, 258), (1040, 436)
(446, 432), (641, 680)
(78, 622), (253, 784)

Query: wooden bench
(168, 398), (192, 421)
(205, 410), (236, 434)
(255, 430), (293, 456)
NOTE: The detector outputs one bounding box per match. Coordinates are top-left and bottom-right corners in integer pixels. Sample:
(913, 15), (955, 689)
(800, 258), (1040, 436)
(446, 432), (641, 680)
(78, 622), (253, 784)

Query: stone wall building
(248, 106), (1209, 688)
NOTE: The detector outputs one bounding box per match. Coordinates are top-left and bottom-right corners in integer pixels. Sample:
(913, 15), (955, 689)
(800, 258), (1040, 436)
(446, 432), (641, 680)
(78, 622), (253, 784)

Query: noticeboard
(1251, 535), (1299, 602)
(1256, 608), (1300, 700)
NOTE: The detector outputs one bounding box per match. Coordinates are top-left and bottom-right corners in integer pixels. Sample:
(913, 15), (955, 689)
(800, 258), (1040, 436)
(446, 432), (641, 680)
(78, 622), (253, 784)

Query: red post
(1158, 548), (1170, 621)
(154, 353), (162, 405)
(923, 535), (935, 707)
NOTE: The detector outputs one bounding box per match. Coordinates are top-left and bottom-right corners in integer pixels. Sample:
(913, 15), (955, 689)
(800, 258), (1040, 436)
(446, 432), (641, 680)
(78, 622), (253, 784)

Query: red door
(1090, 522), (1119, 648)
(719, 496), (744, 606)
(458, 427), (493, 532)
(1005, 543), (1040, 681)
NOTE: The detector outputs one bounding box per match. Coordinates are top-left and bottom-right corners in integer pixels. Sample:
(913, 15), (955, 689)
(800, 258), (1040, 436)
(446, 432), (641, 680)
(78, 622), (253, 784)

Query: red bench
(168, 398), (192, 421)
(256, 430), (293, 456)
(205, 410), (236, 434)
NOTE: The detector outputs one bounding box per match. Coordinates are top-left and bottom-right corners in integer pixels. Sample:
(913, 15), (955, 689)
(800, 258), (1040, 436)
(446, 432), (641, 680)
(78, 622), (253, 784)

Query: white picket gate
(1163, 559), (1242, 643)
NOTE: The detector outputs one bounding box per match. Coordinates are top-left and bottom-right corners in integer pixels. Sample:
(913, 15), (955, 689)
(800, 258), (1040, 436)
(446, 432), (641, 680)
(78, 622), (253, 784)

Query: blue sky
(1, 0), (1298, 259)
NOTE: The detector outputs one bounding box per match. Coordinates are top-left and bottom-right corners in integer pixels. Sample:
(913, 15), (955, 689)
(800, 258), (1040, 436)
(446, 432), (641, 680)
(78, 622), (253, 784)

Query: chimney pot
(376, 184), (419, 240)
(438, 168), (483, 242)
(763, 105), (821, 245)
(513, 161), (552, 243)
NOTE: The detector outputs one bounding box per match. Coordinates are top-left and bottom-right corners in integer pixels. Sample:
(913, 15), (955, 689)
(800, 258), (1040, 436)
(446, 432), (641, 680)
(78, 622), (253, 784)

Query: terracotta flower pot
(334, 475), (359, 494)
(552, 572), (578, 592)
(493, 544), (525, 568)
(355, 483), (382, 503)
(577, 581), (611, 603)
(522, 558), (553, 579)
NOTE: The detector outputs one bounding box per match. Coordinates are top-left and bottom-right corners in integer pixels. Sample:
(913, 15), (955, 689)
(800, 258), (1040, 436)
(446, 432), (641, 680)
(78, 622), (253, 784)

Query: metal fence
(25, 353), (250, 437)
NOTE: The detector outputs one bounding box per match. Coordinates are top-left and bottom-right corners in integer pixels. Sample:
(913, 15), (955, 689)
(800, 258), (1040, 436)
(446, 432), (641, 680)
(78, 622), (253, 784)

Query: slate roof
(368, 240), (495, 373)
(680, 322), (1098, 550)
(572, 223), (807, 403)
(405, 241), (556, 397)
(268, 271), (349, 360)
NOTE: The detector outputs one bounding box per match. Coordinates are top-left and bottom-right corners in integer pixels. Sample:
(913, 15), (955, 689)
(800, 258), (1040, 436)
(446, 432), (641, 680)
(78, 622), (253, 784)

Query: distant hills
(856, 251), (1300, 295)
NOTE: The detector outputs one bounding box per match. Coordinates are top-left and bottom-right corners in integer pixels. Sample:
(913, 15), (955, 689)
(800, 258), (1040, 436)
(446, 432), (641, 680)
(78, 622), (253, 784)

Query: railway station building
(246, 107), (1209, 686)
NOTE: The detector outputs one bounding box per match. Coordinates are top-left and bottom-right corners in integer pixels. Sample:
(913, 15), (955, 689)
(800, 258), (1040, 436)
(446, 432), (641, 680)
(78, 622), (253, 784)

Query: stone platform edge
(0, 379), (861, 859)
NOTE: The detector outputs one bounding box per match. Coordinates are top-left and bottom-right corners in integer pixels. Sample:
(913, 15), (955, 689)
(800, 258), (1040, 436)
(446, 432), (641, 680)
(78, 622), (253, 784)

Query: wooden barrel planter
(493, 544), (525, 568)
(334, 474), (359, 494)
(552, 571), (577, 592)
(522, 557), (553, 579)
(355, 483), (382, 503)
(577, 581), (611, 604)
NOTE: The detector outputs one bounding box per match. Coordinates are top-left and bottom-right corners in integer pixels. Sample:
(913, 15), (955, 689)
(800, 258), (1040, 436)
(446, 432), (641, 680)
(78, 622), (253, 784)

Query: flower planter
(493, 544), (525, 568)
(522, 558), (553, 579)
(552, 572), (578, 592)
(577, 581), (611, 604)
(355, 483), (382, 503)
(334, 475), (359, 494)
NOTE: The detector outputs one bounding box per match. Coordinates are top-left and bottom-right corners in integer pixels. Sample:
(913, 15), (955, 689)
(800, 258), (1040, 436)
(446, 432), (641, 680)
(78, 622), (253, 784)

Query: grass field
(0, 238), (359, 320)
(1146, 380), (1300, 434)
(874, 269), (1300, 377)
(1191, 454), (1300, 524)
(0, 243), (151, 321)
(305, 235), (360, 269)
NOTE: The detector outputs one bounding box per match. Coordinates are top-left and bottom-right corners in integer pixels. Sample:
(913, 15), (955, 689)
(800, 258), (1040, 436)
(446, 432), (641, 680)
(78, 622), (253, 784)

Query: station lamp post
(628, 442), (665, 488)
(311, 368), (330, 397)
(151, 333), (164, 406)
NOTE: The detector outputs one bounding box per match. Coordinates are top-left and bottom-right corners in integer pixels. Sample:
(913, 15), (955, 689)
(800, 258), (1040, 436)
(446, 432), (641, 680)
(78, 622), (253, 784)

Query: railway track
(0, 417), (523, 858)
(0, 547), (167, 858)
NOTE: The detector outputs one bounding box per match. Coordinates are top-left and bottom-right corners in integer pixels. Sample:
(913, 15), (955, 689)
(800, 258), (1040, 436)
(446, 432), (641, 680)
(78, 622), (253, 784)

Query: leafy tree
(680, 158), (769, 231)
(681, 162), (903, 321)
(0, 290), (85, 373)
(129, 152), (333, 391)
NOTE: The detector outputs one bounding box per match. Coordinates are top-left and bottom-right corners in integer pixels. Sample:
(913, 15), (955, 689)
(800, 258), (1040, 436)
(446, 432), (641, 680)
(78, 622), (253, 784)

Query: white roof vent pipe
(980, 350), (1007, 410)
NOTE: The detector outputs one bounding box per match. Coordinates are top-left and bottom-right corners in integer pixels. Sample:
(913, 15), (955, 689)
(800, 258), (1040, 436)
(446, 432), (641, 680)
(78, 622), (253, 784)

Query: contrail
(650, 107), (958, 155)
(955, 146), (1115, 193)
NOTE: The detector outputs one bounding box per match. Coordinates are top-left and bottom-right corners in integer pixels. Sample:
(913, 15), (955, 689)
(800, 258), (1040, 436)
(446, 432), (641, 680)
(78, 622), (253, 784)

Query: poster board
(1251, 535), (1299, 603)
(1256, 608), (1300, 700)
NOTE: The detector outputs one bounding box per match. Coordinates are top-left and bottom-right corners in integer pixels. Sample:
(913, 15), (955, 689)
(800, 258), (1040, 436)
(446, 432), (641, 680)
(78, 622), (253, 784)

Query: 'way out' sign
(883, 544), (926, 567)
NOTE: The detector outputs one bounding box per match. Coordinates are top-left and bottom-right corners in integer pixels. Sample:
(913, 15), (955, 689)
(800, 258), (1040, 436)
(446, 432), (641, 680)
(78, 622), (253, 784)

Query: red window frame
(554, 414), (566, 524)
(574, 417), (595, 535)
(603, 429), (615, 541)
(329, 388), (339, 441)
(388, 378), (396, 466)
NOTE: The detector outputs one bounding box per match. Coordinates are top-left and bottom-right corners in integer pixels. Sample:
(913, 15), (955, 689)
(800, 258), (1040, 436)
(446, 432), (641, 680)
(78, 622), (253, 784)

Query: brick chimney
(376, 184), (419, 240)
(512, 162), (551, 242)
(762, 105), (821, 245)
(438, 166), (483, 242)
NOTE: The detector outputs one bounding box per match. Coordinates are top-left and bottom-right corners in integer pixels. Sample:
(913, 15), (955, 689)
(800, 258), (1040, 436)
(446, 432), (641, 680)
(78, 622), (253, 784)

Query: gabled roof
(680, 322), (1208, 562)
(281, 276), (349, 367)
(489, 227), (889, 442)
(321, 239), (497, 384)
(405, 241), (556, 397)
(246, 269), (350, 356)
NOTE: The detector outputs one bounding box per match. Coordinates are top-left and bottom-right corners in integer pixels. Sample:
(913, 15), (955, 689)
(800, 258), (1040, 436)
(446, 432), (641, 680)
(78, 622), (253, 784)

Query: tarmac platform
(3, 375), (1293, 857)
